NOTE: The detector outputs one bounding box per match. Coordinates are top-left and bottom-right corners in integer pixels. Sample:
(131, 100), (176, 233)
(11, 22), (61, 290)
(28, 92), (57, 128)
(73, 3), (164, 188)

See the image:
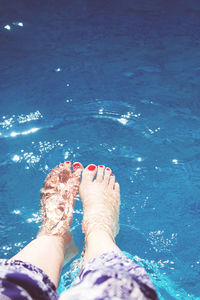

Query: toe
(96, 165), (105, 182)
(72, 162), (84, 180)
(104, 167), (112, 184)
(72, 162), (83, 171)
(58, 163), (71, 183)
(109, 173), (115, 189)
(82, 164), (97, 182)
(45, 166), (61, 187)
(60, 161), (71, 174)
(64, 161), (71, 170)
(52, 166), (59, 174)
(114, 181), (120, 193)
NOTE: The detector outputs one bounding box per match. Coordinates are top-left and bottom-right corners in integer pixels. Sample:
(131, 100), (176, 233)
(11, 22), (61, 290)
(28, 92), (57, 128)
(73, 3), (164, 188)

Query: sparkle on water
(0, 1), (200, 299)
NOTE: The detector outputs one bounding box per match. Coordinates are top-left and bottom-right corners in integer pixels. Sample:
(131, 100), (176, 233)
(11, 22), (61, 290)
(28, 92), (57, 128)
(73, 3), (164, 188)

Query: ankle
(86, 229), (114, 244)
(82, 229), (121, 265)
(37, 232), (72, 250)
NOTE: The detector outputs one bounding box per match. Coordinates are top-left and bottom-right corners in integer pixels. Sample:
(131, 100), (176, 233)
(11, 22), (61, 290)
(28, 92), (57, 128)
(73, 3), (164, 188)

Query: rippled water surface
(0, 0), (200, 299)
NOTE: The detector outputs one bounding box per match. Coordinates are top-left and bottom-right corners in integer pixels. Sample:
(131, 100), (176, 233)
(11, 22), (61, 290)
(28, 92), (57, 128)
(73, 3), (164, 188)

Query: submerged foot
(79, 164), (120, 241)
(39, 161), (83, 237)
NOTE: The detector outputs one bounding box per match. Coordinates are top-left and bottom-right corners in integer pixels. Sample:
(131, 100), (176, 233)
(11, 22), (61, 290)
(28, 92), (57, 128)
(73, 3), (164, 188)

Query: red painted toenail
(51, 169), (54, 172)
(106, 168), (110, 171)
(65, 161), (70, 164)
(60, 163), (64, 166)
(99, 165), (104, 168)
(115, 181), (117, 183)
(88, 165), (96, 171)
(73, 163), (81, 169)
(111, 174), (114, 176)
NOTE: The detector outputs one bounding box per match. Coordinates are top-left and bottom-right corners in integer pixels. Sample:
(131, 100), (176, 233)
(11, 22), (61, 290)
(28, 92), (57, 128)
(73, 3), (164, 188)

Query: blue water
(0, 0), (200, 298)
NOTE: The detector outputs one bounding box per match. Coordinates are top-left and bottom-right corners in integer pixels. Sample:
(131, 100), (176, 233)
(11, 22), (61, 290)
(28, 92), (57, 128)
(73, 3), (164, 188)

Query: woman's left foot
(39, 161), (83, 236)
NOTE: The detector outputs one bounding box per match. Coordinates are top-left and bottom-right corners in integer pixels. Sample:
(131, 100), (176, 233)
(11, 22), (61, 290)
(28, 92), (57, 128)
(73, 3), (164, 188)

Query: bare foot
(79, 164), (120, 241)
(38, 161), (84, 265)
(39, 161), (83, 237)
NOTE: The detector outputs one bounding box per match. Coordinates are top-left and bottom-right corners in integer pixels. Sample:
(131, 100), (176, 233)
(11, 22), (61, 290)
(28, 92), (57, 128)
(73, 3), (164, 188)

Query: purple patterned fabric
(0, 252), (158, 299)
(0, 259), (57, 300)
(60, 251), (158, 299)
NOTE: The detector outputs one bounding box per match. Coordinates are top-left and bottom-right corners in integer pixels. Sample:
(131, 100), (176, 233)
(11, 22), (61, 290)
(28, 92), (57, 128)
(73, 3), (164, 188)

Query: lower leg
(12, 233), (71, 287)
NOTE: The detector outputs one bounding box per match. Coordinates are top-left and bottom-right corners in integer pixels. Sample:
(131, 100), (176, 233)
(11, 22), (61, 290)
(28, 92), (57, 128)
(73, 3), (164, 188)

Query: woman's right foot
(38, 161), (83, 265)
(39, 161), (83, 236)
(79, 164), (120, 242)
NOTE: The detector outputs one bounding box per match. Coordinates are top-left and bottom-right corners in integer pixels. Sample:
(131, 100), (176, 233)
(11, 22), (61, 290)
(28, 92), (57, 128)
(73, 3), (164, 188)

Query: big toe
(82, 164), (97, 183)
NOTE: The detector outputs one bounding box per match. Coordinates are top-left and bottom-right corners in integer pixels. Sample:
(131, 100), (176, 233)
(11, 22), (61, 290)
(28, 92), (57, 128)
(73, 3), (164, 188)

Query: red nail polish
(99, 165), (104, 168)
(65, 161), (70, 164)
(115, 181), (117, 183)
(111, 174), (114, 176)
(73, 162), (81, 169)
(88, 165), (96, 171)
(106, 168), (110, 171)
(51, 169), (54, 172)
(60, 163), (64, 166)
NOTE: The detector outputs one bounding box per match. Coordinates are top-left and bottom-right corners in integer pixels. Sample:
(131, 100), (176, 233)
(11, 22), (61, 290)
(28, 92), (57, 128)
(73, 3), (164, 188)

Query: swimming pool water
(0, 0), (200, 298)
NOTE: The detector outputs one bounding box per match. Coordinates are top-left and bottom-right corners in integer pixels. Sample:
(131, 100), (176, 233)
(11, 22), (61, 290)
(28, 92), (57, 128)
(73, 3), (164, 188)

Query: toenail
(73, 162), (81, 169)
(106, 168), (110, 171)
(60, 163), (64, 166)
(111, 174), (114, 176)
(88, 165), (96, 171)
(99, 165), (104, 168)
(51, 169), (54, 172)
(65, 161), (70, 164)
